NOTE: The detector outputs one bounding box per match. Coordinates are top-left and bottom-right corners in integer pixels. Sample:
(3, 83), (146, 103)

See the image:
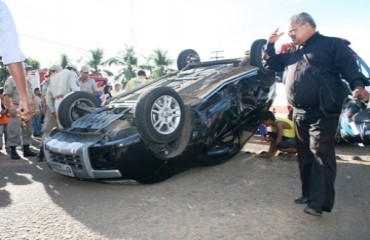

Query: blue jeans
(33, 115), (42, 136)
(0, 124), (7, 148)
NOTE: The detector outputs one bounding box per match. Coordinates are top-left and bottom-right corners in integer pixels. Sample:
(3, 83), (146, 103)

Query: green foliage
(60, 53), (69, 69)
(2, 46), (175, 86)
(149, 49), (174, 78)
(151, 49), (173, 68)
(0, 61), (9, 86)
(87, 48), (104, 76)
(151, 68), (165, 79)
(103, 45), (139, 83)
(25, 58), (40, 70)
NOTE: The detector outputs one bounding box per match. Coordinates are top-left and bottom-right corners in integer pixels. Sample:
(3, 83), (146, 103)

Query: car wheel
(58, 91), (100, 128)
(177, 49), (201, 70)
(135, 86), (185, 144)
(250, 39), (270, 74)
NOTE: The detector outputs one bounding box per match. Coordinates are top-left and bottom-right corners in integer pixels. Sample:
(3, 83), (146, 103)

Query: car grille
(48, 151), (82, 170)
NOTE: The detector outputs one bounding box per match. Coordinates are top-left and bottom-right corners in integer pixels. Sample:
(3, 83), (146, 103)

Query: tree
(138, 55), (153, 75)
(103, 45), (138, 86)
(60, 53), (69, 69)
(26, 58), (40, 70)
(150, 49), (174, 79)
(87, 48), (104, 76)
(0, 61), (9, 86)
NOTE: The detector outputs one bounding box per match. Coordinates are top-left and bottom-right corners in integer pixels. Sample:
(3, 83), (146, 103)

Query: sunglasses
(67, 67), (77, 71)
(288, 23), (306, 35)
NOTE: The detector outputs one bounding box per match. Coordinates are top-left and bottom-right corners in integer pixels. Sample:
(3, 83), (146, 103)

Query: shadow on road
(1, 139), (370, 239)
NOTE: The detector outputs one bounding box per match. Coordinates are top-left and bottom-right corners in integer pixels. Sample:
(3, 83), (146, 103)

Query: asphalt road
(1, 138), (370, 240)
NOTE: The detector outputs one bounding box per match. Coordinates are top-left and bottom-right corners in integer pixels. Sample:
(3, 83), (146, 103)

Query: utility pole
(210, 50), (224, 60)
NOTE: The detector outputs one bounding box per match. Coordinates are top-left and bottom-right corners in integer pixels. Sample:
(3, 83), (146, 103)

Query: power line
(19, 33), (90, 52)
(19, 33), (118, 59)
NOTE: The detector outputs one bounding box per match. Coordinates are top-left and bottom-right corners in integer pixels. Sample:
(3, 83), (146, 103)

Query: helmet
(338, 97), (370, 146)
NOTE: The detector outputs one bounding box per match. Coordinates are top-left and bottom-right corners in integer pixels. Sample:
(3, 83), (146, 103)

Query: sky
(5, 0), (370, 73)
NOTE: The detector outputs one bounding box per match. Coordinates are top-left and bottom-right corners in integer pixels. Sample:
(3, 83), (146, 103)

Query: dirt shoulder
(0, 137), (369, 240)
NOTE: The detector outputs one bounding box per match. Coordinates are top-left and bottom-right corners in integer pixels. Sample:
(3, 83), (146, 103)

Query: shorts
(277, 138), (296, 149)
(268, 132), (296, 149)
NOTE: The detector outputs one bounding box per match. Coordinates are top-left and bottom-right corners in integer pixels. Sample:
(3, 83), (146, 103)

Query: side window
(356, 56), (370, 79)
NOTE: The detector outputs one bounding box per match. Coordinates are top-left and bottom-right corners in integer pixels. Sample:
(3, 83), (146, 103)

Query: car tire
(177, 49), (201, 70)
(250, 39), (270, 74)
(135, 86), (185, 144)
(58, 91), (100, 128)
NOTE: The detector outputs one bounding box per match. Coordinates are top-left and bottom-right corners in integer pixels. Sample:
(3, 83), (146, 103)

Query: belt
(294, 104), (319, 111)
(294, 105), (321, 115)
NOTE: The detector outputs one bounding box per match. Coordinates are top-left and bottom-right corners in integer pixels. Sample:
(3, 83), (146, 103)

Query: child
(0, 87), (9, 151)
(260, 111), (296, 161)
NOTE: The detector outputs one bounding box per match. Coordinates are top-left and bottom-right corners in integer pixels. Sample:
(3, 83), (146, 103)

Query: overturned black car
(44, 39), (276, 183)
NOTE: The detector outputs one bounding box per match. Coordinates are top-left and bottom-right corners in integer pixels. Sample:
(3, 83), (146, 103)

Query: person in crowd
(32, 87), (42, 137)
(46, 64), (80, 126)
(125, 70), (148, 91)
(287, 105), (293, 121)
(264, 12), (369, 216)
(79, 65), (99, 96)
(0, 0), (31, 122)
(40, 65), (61, 132)
(100, 84), (112, 105)
(0, 87), (9, 152)
(36, 65), (62, 162)
(3, 64), (38, 159)
(260, 111), (296, 161)
(94, 82), (105, 106)
(111, 83), (123, 97)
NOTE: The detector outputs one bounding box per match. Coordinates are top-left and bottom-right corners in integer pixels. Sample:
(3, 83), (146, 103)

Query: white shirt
(79, 78), (98, 94)
(46, 69), (80, 112)
(111, 87), (123, 97)
(0, 0), (26, 65)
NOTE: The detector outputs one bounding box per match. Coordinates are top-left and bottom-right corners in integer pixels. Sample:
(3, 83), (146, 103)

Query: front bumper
(44, 129), (140, 179)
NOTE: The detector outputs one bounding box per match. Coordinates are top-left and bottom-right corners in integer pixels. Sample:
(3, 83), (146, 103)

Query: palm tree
(138, 55), (153, 75)
(60, 53), (69, 69)
(87, 48), (105, 76)
(150, 49), (174, 79)
(103, 45), (138, 86)
(26, 58), (40, 70)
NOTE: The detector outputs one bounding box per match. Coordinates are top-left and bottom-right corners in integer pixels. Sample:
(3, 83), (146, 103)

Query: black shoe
(23, 145), (38, 157)
(294, 196), (309, 204)
(10, 147), (21, 160)
(24, 150), (37, 157)
(11, 151), (21, 159)
(304, 204), (322, 216)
